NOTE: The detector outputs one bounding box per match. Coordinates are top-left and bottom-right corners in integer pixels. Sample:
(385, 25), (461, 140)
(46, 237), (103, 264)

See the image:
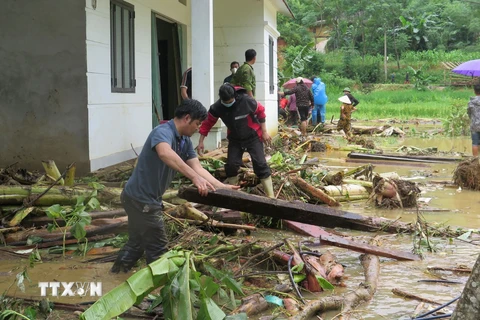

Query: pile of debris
(453, 157), (480, 191)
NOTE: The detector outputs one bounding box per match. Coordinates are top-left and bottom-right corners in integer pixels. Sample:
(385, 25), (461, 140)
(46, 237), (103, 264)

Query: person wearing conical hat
(337, 94), (356, 138)
(342, 87), (359, 107)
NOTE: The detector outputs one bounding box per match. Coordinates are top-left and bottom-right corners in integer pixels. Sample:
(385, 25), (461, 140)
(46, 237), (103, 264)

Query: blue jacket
(312, 78), (328, 105)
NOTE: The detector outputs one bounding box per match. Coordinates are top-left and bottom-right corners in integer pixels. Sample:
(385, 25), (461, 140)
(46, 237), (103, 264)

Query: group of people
(279, 78), (360, 138)
(111, 48), (274, 273)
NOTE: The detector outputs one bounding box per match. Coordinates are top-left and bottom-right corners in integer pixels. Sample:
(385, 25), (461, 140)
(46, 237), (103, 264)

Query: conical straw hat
(338, 95), (351, 104)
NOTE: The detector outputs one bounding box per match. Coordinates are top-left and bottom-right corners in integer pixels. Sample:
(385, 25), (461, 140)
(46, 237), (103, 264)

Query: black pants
(111, 191), (168, 272)
(225, 136), (271, 179)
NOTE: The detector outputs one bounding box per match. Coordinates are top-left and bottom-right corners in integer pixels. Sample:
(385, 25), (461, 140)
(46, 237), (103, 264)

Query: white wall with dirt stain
(85, 0), (189, 171)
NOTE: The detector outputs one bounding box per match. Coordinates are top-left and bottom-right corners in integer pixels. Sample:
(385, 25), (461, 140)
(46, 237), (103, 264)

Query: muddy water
(1, 134), (479, 319)
(305, 134), (480, 319)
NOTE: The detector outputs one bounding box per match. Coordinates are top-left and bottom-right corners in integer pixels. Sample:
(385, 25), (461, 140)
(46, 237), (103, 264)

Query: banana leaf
(161, 251), (194, 320)
(80, 251), (186, 320)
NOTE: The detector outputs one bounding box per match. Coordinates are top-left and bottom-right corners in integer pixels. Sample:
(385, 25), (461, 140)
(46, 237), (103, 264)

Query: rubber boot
(261, 176), (275, 198)
(225, 176), (239, 185)
(110, 249), (141, 273)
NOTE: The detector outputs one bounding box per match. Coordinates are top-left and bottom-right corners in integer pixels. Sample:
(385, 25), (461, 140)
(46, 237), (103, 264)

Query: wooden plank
(284, 221), (419, 261)
(320, 234), (420, 261)
(284, 220), (331, 237)
(178, 187), (413, 233)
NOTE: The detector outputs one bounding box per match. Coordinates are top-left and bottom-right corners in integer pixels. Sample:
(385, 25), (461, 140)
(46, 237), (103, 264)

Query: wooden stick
(234, 242), (284, 276)
(392, 288), (441, 305)
(181, 219), (256, 231)
(427, 266), (472, 273)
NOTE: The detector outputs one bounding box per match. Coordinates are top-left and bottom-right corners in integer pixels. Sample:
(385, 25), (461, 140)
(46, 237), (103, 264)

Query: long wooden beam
(178, 187), (413, 233)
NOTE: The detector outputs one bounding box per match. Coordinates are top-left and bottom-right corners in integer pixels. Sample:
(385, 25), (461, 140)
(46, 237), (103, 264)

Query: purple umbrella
(452, 59), (480, 77)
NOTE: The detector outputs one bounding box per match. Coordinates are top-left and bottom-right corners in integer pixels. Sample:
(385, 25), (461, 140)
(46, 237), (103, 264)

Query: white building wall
(85, 0), (189, 171)
(213, 0), (279, 137)
(262, 0), (280, 136)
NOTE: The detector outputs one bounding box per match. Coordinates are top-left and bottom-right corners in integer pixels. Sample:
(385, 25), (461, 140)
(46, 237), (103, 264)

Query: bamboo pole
(64, 163), (76, 186)
(41, 160), (64, 185)
(0, 185), (122, 206)
(332, 195), (369, 202)
(322, 184), (369, 197)
(8, 207), (35, 226)
(342, 179), (373, 188)
(290, 175), (340, 207)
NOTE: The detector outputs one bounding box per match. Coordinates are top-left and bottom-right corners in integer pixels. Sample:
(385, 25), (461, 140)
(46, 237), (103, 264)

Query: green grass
(324, 87), (473, 121)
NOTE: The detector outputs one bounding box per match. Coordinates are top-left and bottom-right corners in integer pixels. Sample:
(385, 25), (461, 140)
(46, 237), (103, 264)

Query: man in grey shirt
(111, 99), (238, 273)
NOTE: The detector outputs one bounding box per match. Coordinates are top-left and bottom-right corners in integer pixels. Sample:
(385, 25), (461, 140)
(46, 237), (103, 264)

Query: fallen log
(20, 209), (127, 228)
(0, 185), (122, 206)
(5, 216), (128, 243)
(7, 234), (115, 250)
(178, 187), (414, 233)
(289, 175), (340, 207)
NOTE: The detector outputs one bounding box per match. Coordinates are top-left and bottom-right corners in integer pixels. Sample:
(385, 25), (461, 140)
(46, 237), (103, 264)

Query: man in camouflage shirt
(468, 84), (480, 157)
(231, 49), (256, 98)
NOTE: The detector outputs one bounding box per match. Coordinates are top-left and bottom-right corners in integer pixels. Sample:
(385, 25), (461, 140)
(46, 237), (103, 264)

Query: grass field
(324, 87), (473, 121)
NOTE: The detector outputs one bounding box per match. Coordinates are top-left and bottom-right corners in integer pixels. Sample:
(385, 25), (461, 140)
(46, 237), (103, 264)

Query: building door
(152, 15), (182, 125)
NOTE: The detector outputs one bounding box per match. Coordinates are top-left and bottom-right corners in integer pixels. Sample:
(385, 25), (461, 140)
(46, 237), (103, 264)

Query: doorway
(152, 16), (183, 124)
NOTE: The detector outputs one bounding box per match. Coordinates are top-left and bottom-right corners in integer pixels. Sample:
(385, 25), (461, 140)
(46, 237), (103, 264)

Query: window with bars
(110, 0), (136, 93)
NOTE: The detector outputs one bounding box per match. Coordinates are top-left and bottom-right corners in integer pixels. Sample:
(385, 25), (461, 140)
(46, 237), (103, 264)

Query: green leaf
(0, 310), (31, 320)
(197, 297), (226, 320)
(316, 276), (334, 290)
(46, 204), (63, 219)
(268, 152), (284, 166)
(27, 235), (44, 245)
(177, 252), (193, 320)
(204, 264), (243, 295)
(88, 182), (105, 191)
(70, 223), (86, 240)
(80, 282), (137, 320)
(24, 306), (37, 320)
(293, 274), (306, 283)
(76, 196), (86, 207)
(225, 313), (248, 320)
(199, 275), (219, 298)
(87, 198), (100, 211)
(291, 262), (304, 273)
(127, 268), (155, 304)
